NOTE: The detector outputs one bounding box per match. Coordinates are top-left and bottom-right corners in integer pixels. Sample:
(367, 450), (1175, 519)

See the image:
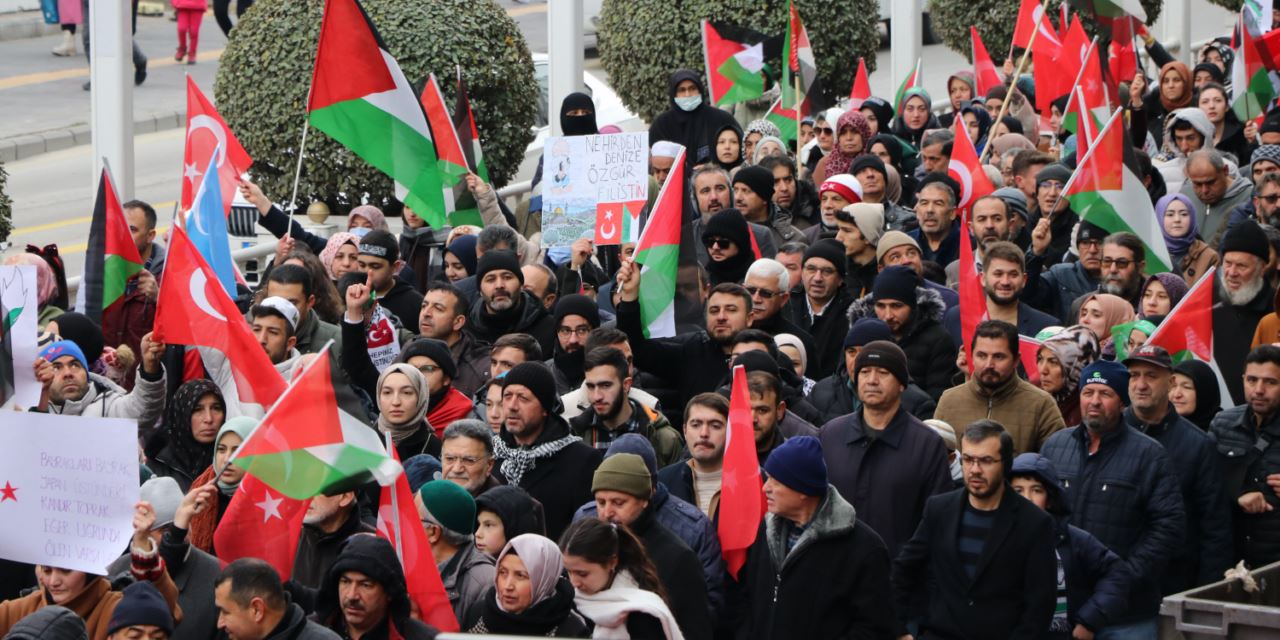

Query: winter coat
(786, 286), (853, 379)
(292, 511), (377, 590)
(294, 308), (343, 357)
(891, 489), (1058, 639)
(1215, 277), (1275, 405)
(942, 301), (1058, 351)
(628, 505), (713, 640)
(468, 580), (590, 637)
(1176, 238), (1219, 287)
(1039, 424), (1187, 623)
(449, 331), (491, 397)
(648, 70), (740, 170)
(0, 571), (181, 640)
(934, 373), (1066, 455)
(1181, 175), (1254, 248)
(818, 405), (953, 559)
(1212, 404), (1280, 568)
(846, 286), (957, 401)
(1024, 254), (1100, 323)
(465, 289), (558, 357)
(807, 366), (936, 424)
(1, 606), (88, 640)
(45, 367), (165, 429)
(568, 401), (685, 468)
(494, 415), (602, 540)
(617, 298), (732, 410)
(736, 487), (898, 639)
(107, 533), (221, 640)
(440, 543), (495, 630)
(375, 279), (425, 330)
(1123, 405), (1234, 594)
(1252, 285), (1280, 350)
(271, 603), (341, 640)
(560, 383), (660, 421)
(909, 219), (962, 271)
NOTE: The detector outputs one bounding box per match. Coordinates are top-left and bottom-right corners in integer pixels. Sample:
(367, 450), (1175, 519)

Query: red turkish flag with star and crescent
(214, 474), (311, 578)
(182, 76), (252, 215)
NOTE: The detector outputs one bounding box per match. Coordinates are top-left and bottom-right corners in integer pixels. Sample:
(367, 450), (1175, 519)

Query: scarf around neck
(493, 424), (582, 486)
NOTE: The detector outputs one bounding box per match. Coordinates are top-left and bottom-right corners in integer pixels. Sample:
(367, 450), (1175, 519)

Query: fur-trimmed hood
(846, 285), (947, 338)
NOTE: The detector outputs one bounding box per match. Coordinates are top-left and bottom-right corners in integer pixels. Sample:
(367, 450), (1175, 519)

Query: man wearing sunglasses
(743, 258), (815, 361)
(690, 165), (778, 266)
(1099, 233), (1147, 309)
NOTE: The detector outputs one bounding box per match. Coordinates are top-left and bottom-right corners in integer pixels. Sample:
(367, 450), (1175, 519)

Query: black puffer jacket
(617, 298), (731, 410)
(846, 286), (958, 401)
(1039, 424), (1187, 623)
(465, 289), (558, 357)
(807, 365), (936, 424)
(1212, 405), (1280, 568)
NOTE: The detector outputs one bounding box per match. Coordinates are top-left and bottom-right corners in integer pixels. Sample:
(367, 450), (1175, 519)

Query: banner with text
(540, 132), (649, 247)
(0, 413), (140, 574)
(1, 265), (40, 409)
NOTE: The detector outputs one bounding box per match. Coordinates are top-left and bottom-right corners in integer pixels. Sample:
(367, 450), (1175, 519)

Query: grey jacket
(440, 543), (495, 630)
(1181, 174), (1254, 248)
(48, 368), (165, 429)
(108, 541), (222, 640)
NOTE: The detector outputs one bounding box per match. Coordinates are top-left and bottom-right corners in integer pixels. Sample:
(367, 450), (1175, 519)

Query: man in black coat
(293, 490), (374, 590)
(785, 239), (854, 379)
(1041, 360), (1187, 634)
(464, 251), (557, 356)
(492, 362), (602, 539)
(808, 318), (936, 424)
(737, 436), (898, 639)
(313, 536), (438, 639)
(892, 420), (1057, 639)
(1214, 220), (1276, 404)
(1122, 345), (1233, 594)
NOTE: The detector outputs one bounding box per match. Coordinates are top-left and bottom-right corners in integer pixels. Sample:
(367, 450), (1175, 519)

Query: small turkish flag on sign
(595, 204), (623, 246)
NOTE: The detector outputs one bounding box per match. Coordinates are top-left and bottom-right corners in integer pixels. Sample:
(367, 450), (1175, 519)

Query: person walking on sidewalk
(51, 0), (82, 57)
(79, 0), (147, 89)
(173, 0), (206, 65)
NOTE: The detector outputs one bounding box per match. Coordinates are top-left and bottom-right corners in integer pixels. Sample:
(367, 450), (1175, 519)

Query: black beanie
(50, 312), (104, 364)
(358, 229), (400, 263)
(502, 361), (561, 413)
(844, 317), (894, 349)
(853, 339), (910, 388)
(476, 250), (523, 285)
(1077, 220), (1109, 244)
(872, 265), (919, 307)
(554, 293), (601, 329)
(850, 154), (888, 180)
(918, 172), (962, 201)
(733, 350), (780, 378)
(323, 535), (408, 619)
(703, 209), (752, 252)
(397, 338), (457, 380)
(733, 165), (775, 202)
(108, 582), (173, 635)
(1036, 163), (1073, 186)
(1221, 219), (1271, 262)
(803, 239), (847, 278)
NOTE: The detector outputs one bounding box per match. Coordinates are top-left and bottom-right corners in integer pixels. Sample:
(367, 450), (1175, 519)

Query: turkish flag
(376, 442), (459, 632)
(971, 27), (1002, 98)
(595, 204), (624, 246)
(154, 226), (287, 408)
(214, 474), (311, 579)
(958, 209), (985, 374)
(183, 76), (252, 215)
(948, 116), (995, 213)
(1020, 335), (1043, 385)
(717, 365), (764, 579)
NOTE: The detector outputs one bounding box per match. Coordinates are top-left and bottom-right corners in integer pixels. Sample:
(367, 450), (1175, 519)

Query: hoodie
(314, 535), (438, 639)
(1180, 166), (1254, 248)
(648, 69), (739, 171)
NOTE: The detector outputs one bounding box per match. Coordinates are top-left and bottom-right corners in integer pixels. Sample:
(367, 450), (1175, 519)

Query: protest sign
(1, 265), (41, 409)
(540, 132), (649, 247)
(0, 413), (140, 574)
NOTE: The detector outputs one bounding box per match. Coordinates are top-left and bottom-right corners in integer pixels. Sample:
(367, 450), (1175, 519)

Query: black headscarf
(712, 122), (745, 172)
(156, 379), (225, 480)
(648, 69), (738, 168)
(860, 97), (894, 136)
(868, 133), (905, 172)
(559, 92), (598, 136)
(1174, 360), (1222, 431)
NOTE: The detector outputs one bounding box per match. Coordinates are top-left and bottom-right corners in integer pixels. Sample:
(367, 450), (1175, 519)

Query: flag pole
(980, 14), (1042, 163)
(287, 120), (311, 215)
(385, 431), (405, 561)
(794, 72), (802, 153)
(1047, 107), (1124, 214)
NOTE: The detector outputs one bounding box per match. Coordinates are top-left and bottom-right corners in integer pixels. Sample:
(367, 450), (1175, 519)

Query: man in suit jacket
(892, 420), (1057, 639)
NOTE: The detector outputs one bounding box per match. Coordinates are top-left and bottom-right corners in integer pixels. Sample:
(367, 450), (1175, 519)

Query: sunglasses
(1259, 194), (1280, 204)
(744, 286), (779, 299)
(702, 236), (734, 250)
(816, 127), (835, 135)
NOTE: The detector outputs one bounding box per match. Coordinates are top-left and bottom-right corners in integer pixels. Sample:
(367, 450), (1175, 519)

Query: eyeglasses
(803, 265), (838, 276)
(702, 236), (734, 250)
(442, 454), (488, 466)
(1100, 258), (1134, 269)
(744, 286), (779, 299)
(1259, 194), (1280, 204)
(417, 364), (441, 374)
(557, 326), (592, 338)
(960, 455), (1002, 468)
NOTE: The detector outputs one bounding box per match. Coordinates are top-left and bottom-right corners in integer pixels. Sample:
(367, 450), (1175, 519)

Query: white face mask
(675, 95), (702, 112)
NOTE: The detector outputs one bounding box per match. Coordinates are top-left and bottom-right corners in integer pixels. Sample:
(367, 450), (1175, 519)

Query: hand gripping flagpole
(980, 0), (1048, 163)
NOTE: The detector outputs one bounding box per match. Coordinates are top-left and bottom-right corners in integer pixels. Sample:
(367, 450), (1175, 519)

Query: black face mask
(560, 92), (598, 136)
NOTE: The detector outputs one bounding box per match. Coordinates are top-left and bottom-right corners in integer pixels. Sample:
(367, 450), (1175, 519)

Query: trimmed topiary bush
(598, 0), (880, 123)
(215, 0), (537, 210)
(0, 160), (11, 245)
(927, 0), (1163, 61)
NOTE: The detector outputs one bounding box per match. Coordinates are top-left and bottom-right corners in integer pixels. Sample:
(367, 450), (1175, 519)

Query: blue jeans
(1095, 618), (1157, 639)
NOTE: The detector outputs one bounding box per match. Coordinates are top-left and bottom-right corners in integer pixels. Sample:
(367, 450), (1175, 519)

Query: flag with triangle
(948, 116), (996, 212)
(451, 70), (489, 227)
(184, 145), (238, 298)
(1144, 266), (1214, 364)
(970, 28), (1002, 98)
(1062, 109), (1173, 273)
(781, 0), (817, 115)
(1234, 6), (1279, 122)
(894, 59), (923, 114)
(718, 365), (763, 579)
(418, 72), (480, 227)
(702, 20), (769, 107)
(377, 438), (459, 632)
(154, 226), (287, 408)
(182, 76), (252, 216)
(634, 148), (685, 339)
(214, 474), (311, 578)
(764, 97), (800, 146)
(849, 58), (871, 108)
(231, 346), (402, 500)
(76, 164), (144, 328)
(306, 0), (445, 225)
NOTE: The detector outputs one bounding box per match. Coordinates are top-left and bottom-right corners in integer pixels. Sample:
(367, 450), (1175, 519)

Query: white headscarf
(496, 534), (564, 612)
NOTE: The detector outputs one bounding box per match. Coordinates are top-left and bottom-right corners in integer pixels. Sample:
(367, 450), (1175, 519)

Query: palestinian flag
(1062, 39), (1108, 157)
(1062, 109), (1172, 273)
(306, 0), (446, 226)
(451, 70), (488, 227)
(76, 165), (144, 326)
(764, 97), (800, 146)
(703, 20), (769, 107)
(849, 58), (871, 108)
(1234, 7), (1278, 122)
(1145, 267), (1214, 364)
(419, 73), (481, 227)
(970, 28), (1002, 98)
(894, 59), (922, 114)
(230, 346), (402, 500)
(781, 0), (816, 115)
(633, 147), (686, 339)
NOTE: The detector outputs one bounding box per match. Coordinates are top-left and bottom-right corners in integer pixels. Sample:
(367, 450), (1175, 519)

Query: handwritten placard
(0, 413), (139, 574)
(540, 132), (649, 247)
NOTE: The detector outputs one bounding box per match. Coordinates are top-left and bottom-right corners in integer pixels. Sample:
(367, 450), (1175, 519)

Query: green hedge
(927, 0), (1163, 61)
(0, 160), (11, 244)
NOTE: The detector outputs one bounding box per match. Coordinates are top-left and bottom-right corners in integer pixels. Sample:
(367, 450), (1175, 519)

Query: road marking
(507, 3), (548, 17)
(11, 200), (176, 237)
(58, 224), (170, 255)
(0, 50), (225, 91)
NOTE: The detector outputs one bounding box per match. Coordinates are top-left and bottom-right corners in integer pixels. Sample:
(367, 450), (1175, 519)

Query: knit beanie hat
(554, 293), (601, 329)
(605, 434), (658, 488)
(358, 229), (400, 263)
(1252, 144), (1280, 175)
(3, 606), (87, 640)
(418, 479), (477, 535)
(397, 338), (457, 380)
(923, 419), (957, 451)
(501, 362), (561, 414)
(871, 265), (919, 307)
(1036, 163), (1073, 186)
(107, 582), (173, 635)
(591, 453), (652, 499)
(818, 174), (863, 204)
(844, 318), (894, 349)
(803, 239), (847, 277)
(842, 203), (885, 246)
(49, 313), (104, 364)
(853, 339), (910, 387)
(733, 165), (775, 202)
(402, 454), (443, 493)
(1221, 219), (1271, 262)
(324, 535), (406, 605)
(992, 187), (1029, 221)
(39, 340), (88, 371)
(1080, 360), (1131, 406)
(850, 154), (888, 180)
(762, 435), (827, 497)
(139, 476), (183, 530)
(875, 230), (920, 264)
(476, 250), (523, 285)
(733, 350), (781, 378)
(703, 209), (753, 252)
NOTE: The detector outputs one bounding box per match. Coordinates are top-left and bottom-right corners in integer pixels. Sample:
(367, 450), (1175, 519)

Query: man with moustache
(1097, 233), (1147, 309)
(418, 283), (490, 396)
(1215, 220), (1277, 404)
(312, 535), (437, 639)
(1025, 221), (1109, 323)
(943, 242), (1056, 346)
(464, 250), (557, 355)
(690, 165), (777, 264)
(569, 347), (684, 467)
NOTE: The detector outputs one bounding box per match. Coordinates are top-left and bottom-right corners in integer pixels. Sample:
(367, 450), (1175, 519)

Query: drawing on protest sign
(0, 413), (140, 574)
(540, 132), (649, 247)
(1, 265), (40, 409)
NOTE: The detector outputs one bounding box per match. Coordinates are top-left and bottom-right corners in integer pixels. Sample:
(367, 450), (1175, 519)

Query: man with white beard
(1215, 219), (1276, 404)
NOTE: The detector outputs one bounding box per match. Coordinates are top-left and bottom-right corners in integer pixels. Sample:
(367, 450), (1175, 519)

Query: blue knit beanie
(107, 582), (173, 634)
(39, 340), (88, 371)
(763, 435), (828, 497)
(1080, 360), (1130, 406)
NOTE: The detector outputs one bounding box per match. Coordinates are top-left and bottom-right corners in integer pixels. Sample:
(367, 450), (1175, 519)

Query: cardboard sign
(540, 132), (649, 247)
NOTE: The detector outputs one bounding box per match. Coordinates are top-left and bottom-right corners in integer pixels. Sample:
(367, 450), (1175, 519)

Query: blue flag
(186, 145), (238, 297)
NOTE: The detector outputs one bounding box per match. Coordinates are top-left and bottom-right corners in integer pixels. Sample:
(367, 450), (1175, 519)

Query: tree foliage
(215, 0), (537, 211)
(0, 160), (11, 244)
(927, 0), (1163, 61)
(598, 0), (881, 123)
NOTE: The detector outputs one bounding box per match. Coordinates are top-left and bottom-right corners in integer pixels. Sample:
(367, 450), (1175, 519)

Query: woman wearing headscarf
(859, 97), (894, 138)
(939, 70), (976, 128)
(146, 379), (226, 492)
(2, 253), (63, 328)
(700, 209), (757, 286)
(186, 416), (258, 553)
(530, 91), (602, 221)
(468, 534), (589, 636)
(317, 232), (360, 285)
(960, 103), (993, 155)
(1171, 360), (1223, 431)
(649, 70), (738, 172)
(1076, 293), (1136, 359)
(744, 119), (782, 163)
(376, 363), (441, 462)
(1136, 61), (1194, 147)
(443, 234), (479, 283)
(1156, 192), (1219, 285)
(812, 111), (872, 183)
(889, 88), (940, 148)
(1036, 325), (1100, 426)
(751, 135), (787, 165)
(868, 133), (918, 206)
(348, 205), (389, 232)
(1139, 273), (1189, 319)
(711, 122), (745, 173)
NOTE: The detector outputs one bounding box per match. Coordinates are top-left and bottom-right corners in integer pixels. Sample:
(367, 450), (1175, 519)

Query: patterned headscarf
(1040, 325), (1100, 401)
(823, 110), (873, 178)
(746, 119), (782, 140)
(376, 363), (432, 442)
(317, 232), (359, 280)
